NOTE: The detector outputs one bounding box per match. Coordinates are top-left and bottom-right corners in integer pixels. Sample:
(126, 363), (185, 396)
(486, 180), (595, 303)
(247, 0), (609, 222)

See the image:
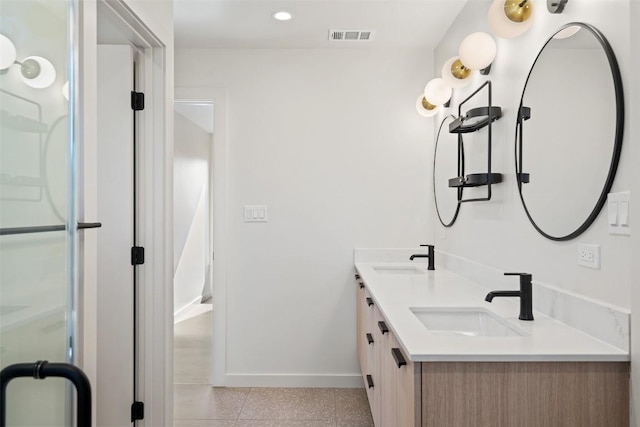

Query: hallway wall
(176, 47), (434, 386)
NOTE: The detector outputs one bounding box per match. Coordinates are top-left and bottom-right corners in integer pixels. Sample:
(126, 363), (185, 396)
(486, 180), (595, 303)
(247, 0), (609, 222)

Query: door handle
(1, 361), (92, 427)
(78, 222), (102, 230)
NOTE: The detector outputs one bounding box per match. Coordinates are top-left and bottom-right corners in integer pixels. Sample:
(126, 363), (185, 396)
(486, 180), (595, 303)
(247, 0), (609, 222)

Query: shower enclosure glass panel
(0, 0), (76, 425)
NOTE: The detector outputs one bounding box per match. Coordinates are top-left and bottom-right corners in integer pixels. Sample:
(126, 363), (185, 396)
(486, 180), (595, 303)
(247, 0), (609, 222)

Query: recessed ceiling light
(272, 11), (293, 21)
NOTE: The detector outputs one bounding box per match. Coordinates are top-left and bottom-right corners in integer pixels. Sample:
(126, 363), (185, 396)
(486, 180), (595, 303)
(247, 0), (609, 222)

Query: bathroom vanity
(355, 258), (630, 427)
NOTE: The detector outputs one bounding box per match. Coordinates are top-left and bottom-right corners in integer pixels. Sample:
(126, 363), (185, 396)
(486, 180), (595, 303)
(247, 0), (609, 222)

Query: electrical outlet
(577, 243), (600, 269)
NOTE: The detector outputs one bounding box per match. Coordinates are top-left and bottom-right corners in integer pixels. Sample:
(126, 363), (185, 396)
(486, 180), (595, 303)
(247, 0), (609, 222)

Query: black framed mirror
(515, 22), (624, 241)
(433, 115), (462, 227)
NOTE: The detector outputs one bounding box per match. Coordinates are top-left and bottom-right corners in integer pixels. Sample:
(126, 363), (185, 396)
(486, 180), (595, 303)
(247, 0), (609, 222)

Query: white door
(96, 44), (135, 427)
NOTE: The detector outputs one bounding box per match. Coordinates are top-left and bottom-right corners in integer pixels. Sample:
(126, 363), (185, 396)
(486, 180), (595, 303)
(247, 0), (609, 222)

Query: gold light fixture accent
(504, 0), (532, 23)
(488, 0), (534, 38)
(421, 97), (437, 111)
(416, 94), (441, 117)
(450, 59), (471, 80)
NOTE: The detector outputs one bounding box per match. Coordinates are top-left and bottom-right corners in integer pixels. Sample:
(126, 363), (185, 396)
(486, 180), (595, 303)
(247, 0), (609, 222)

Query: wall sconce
(424, 78), (452, 107)
(458, 32), (497, 75)
(547, 0), (568, 14)
(0, 34), (57, 89)
(0, 34), (17, 69)
(488, 0), (534, 38)
(442, 56), (473, 89)
(416, 94), (441, 117)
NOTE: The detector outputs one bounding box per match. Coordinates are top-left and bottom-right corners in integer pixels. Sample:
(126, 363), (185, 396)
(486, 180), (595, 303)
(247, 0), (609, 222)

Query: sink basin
(410, 307), (527, 337)
(372, 266), (426, 275)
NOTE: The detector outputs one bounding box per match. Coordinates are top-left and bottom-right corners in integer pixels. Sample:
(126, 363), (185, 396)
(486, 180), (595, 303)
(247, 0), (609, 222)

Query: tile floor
(174, 305), (374, 427)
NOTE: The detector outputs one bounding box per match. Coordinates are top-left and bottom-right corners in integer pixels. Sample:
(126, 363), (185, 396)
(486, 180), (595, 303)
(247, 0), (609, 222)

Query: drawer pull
(359, 282), (364, 289)
(392, 348), (407, 368)
(355, 274), (360, 280)
(366, 298), (374, 307)
(378, 321), (388, 334)
(366, 374), (374, 389)
(366, 333), (374, 345)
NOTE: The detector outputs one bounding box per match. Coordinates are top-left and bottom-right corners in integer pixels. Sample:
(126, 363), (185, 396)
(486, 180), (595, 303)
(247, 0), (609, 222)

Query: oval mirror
(434, 115), (462, 227)
(515, 22), (624, 240)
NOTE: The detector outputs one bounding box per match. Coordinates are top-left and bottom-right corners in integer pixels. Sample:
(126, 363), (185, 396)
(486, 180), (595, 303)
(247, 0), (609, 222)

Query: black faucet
(409, 244), (435, 270)
(485, 273), (534, 321)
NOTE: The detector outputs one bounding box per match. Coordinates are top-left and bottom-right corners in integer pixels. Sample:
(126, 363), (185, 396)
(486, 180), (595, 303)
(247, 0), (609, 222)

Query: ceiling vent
(329, 30), (375, 42)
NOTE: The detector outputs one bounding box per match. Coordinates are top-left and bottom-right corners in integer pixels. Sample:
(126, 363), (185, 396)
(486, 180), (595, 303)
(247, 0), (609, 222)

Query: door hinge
(131, 91), (145, 111)
(131, 246), (145, 265)
(131, 401), (144, 421)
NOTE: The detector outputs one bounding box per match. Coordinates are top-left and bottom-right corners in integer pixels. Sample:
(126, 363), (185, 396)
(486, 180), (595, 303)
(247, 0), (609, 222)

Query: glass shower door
(0, 0), (77, 425)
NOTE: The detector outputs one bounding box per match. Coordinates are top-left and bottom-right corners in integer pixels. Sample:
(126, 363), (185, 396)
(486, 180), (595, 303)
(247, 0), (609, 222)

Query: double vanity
(355, 253), (629, 427)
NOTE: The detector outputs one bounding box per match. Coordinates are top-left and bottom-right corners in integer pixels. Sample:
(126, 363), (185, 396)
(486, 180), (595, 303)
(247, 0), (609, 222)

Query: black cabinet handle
(391, 348), (407, 368)
(366, 374), (374, 389)
(359, 282), (364, 289)
(378, 321), (388, 334)
(366, 333), (374, 345)
(366, 298), (374, 307)
(355, 274), (360, 280)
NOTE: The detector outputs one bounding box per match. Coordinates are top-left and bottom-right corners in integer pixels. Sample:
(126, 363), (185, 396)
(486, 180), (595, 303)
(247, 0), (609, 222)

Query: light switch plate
(244, 205), (268, 222)
(608, 192), (630, 235)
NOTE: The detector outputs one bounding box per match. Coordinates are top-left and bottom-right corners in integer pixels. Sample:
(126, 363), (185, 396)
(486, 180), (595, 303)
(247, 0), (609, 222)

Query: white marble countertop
(355, 261), (629, 362)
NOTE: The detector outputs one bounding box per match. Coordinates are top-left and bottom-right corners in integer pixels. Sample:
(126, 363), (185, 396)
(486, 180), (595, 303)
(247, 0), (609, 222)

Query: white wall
(175, 48), (434, 385)
(433, 0), (632, 309)
(629, 0), (639, 424)
(174, 111), (211, 313)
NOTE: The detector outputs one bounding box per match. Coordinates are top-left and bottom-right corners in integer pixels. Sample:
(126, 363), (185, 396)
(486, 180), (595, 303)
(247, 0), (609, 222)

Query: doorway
(173, 100), (214, 388)
(90, 1), (172, 424)
(174, 88), (228, 387)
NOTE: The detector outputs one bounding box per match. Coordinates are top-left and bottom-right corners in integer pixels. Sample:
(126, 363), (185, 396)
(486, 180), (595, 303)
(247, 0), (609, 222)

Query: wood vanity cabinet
(356, 278), (420, 427)
(355, 278), (630, 427)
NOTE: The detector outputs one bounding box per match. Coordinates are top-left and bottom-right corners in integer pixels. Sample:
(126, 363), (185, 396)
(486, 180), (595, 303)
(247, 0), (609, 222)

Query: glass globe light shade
(458, 32), (496, 71)
(416, 94), (440, 118)
(20, 56), (56, 88)
(423, 78), (452, 106)
(553, 25), (581, 40)
(441, 56), (473, 89)
(0, 34), (17, 70)
(488, 0), (534, 39)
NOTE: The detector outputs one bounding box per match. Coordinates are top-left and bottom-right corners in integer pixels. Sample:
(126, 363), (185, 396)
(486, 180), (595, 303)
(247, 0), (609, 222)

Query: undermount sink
(372, 266), (426, 275)
(410, 307), (527, 337)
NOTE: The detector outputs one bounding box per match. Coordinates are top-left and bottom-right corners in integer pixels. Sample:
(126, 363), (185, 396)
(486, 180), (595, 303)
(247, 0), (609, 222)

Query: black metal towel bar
(0, 361), (92, 427)
(0, 222), (101, 236)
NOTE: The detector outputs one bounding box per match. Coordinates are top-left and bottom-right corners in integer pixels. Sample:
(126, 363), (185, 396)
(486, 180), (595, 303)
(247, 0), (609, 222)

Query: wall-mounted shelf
(447, 81), (502, 203)
(449, 106), (502, 134)
(448, 173), (503, 188)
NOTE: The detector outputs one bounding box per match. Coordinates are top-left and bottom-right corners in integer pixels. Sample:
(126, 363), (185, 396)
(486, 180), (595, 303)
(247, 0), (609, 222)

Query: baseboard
(224, 374), (364, 388)
(173, 296), (204, 323)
